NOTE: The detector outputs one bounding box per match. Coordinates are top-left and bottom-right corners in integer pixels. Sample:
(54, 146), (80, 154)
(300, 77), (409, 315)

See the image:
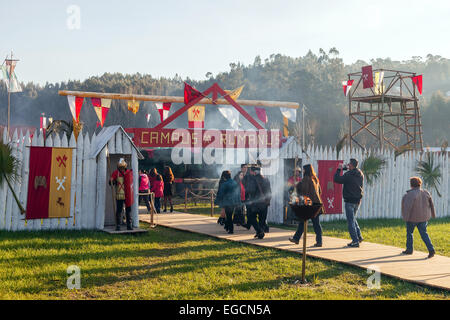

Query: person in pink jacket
(401, 176), (436, 258)
(151, 174), (164, 213)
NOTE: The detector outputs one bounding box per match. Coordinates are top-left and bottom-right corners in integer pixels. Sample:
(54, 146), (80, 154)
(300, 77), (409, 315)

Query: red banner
(26, 147), (52, 219)
(362, 65), (373, 89)
(125, 128), (282, 149)
(318, 160), (343, 214)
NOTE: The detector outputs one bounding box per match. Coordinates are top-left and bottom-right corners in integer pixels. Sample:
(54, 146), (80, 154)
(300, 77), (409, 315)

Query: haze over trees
(1, 49), (449, 147)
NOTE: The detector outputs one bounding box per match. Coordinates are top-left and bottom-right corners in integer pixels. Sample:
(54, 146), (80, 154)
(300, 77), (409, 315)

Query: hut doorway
(104, 154), (132, 227)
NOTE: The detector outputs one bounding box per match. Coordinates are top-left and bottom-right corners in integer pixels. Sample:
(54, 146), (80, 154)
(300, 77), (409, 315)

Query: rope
(187, 188), (215, 200)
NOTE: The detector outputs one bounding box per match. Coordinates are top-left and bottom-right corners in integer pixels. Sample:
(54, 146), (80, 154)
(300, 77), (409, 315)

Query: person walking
(289, 164), (324, 247)
(163, 166), (175, 212)
(401, 176), (436, 258)
(334, 158), (364, 247)
(232, 167), (248, 226)
(139, 169), (151, 213)
(243, 164), (271, 239)
(215, 170), (240, 234)
(151, 174), (164, 213)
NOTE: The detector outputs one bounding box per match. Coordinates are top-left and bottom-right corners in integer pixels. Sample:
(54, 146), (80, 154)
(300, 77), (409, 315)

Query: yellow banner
(48, 148), (72, 218)
(283, 116), (289, 137)
(374, 72), (385, 95)
(188, 105), (205, 122)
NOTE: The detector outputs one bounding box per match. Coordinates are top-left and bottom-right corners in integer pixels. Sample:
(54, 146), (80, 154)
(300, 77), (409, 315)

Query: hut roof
(90, 125), (144, 159)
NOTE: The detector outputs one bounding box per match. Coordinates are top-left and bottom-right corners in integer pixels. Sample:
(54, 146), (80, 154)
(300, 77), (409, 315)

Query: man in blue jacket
(334, 158), (364, 247)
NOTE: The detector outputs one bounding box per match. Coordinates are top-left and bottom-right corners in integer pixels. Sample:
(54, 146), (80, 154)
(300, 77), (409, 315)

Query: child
(151, 174), (164, 213)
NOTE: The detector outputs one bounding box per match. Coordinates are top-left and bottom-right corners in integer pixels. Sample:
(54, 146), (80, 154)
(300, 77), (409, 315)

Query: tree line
(1, 49), (449, 147)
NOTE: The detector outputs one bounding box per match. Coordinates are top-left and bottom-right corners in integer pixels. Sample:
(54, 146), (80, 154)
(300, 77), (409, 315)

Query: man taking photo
(334, 158), (364, 247)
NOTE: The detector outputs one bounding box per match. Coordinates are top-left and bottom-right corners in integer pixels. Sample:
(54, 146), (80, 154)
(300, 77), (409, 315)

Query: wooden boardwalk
(139, 212), (450, 291)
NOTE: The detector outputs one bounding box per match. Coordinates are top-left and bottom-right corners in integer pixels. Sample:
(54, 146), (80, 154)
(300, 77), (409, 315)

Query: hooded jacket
(333, 168), (364, 204)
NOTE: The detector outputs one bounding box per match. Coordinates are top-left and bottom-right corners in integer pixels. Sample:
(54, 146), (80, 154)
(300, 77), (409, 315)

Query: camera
(342, 166), (348, 171)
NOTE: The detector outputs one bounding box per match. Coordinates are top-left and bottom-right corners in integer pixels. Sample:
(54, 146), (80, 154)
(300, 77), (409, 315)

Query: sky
(1, 0), (450, 85)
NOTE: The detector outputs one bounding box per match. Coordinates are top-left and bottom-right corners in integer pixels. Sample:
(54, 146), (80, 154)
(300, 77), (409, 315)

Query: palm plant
(361, 154), (386, 185)
(416, 153), (442, 197)
(0, 140), (26, 214)
(45, 120), (74, 141)
(335, 133), (348, 159)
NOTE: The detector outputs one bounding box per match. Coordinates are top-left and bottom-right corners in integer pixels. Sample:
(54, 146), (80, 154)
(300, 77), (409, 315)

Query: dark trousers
(224, 206), (235, 232)
(247, 205), (263, 235)
(116, 199), (132, 228)
(154, 197), (161, 213)
(233, 205), (246, 225)
(257, 204), (269, 232)
(139, 189), (151, 212)
(293, 215), (322, 245)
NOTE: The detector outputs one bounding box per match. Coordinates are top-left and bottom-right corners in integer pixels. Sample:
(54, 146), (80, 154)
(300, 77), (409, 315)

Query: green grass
(275, 217), (450, 257)
(173, 201), (450, 257)
(0, 224), (448, 300)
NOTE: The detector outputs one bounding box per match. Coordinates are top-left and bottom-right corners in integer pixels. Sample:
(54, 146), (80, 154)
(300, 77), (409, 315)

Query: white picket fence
(267, 141), (450, 224)
(0, 127), (140, 231)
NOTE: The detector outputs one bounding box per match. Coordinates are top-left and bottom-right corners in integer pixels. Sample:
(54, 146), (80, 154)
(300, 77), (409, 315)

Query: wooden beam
(58, 90), (299, 109)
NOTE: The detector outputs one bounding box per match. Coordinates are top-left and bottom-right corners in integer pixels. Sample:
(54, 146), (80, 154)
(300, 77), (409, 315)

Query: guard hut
(89, 125), (144, 232)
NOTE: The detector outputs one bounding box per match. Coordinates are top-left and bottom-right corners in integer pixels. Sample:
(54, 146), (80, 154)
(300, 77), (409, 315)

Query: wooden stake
(210, 191), (214, 217)
(302, 220), (308, 283)
(184, 188), (188, 211)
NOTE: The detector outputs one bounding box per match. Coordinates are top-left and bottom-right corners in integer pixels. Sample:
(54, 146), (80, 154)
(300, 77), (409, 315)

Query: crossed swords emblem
(56, 176), (66, 191)
(327, 197), (334, 209)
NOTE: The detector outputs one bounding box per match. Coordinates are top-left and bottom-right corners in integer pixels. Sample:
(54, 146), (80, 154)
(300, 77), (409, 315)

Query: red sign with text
(125, 128), (282, 149)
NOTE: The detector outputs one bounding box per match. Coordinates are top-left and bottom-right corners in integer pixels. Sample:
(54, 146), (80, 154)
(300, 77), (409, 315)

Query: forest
(1, 48), (449, 147)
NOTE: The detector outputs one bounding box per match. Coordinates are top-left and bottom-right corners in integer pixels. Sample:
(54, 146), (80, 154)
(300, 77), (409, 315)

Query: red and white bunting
(67, 95), (84, 122)
(91, 98), (111, 127)
(342, 80), (354, 96)
(155, 102), (171, 122)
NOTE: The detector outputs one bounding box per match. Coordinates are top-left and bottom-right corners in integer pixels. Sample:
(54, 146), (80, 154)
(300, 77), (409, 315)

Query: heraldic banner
(318, 160), (343, 214)
(26, 147), (72, 220)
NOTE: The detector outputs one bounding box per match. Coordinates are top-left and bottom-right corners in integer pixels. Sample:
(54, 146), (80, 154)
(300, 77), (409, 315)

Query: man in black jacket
(334, 158), (364, 247)
(243, 165), (271, 239)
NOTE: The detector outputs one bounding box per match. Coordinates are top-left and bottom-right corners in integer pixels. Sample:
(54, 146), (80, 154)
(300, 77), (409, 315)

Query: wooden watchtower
(347, 69), (423, 151)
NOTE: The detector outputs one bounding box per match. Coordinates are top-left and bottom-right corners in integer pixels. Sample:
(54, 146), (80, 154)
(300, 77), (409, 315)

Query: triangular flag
(218, 107), (240, 130)
(411, 75), (423, 95)
(128, 100), (140, 114)
(255, 107), (268, 123)
(92, 98), (111, 127)
(67, 95), (84, 122)
(155, 102), (172, 122)
(374, 72), (385, 95)
(188, 105), (205, 128)
(280, 108), (296, 122)
(96, 121), (101, 128)
(342, 80), (354, 96)
(224, 85), (244, 101)
(184, 82), (202, 104)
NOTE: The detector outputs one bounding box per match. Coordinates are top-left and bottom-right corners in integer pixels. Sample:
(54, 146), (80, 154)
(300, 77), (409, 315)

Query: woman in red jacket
(151, 174), (164, 213)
